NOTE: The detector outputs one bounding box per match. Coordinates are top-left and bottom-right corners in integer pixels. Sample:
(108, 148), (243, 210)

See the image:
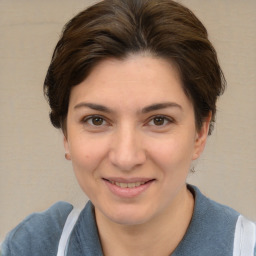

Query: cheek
(147, 135), (195, 170)
(69, 136), (108, 175)
(68, 137), (109, 197)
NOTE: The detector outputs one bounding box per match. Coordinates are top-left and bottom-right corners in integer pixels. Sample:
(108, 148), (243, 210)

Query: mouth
(105, 179), (151, 188)
(102, 178), (155, 198)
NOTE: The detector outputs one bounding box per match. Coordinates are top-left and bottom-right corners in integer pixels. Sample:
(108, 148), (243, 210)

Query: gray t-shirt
(1, 185), (255, 256)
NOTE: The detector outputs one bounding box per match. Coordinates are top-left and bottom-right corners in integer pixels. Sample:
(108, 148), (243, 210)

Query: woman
(1, 0), (255, 255)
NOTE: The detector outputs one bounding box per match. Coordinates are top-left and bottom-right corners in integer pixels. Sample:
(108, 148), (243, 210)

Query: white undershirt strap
(233, 215), (256, 256)
(57, 210), (256, 256)
(57, 208), (81, 256)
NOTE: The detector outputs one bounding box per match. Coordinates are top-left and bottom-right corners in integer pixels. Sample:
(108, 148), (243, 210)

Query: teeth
(120, 183), (127, 188)
(112, 181), (146, 188)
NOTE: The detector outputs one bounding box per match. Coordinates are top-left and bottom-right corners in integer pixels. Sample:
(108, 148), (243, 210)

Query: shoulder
(1, 201), (73, 256)
(183, 185), (256, 256)
(233, 215), (256, 256)
(190, 184), (240, 223)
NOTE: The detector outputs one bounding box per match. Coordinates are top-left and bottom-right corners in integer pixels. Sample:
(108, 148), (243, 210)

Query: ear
(63, 135), (71, 160)
(192, 112), (212, 160)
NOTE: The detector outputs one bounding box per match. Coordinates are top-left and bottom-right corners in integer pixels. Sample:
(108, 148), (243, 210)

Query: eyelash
(81, 115), (174, 128)
(147, 115), (174, 127)
(82, 115), (109, 127)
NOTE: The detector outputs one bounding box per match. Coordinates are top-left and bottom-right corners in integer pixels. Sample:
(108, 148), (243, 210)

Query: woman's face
(64, 55), (209, 226)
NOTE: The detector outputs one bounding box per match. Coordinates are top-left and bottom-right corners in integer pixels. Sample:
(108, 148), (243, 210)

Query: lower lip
(103, 179), (154, 198)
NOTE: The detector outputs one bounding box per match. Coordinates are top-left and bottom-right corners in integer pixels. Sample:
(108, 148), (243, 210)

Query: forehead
(68, 55), (192, 110)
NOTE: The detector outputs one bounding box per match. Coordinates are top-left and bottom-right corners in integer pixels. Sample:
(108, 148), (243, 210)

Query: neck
(95, 185), (194, 256)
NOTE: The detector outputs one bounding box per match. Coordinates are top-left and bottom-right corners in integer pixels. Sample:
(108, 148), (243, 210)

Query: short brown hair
(44, 0), (225, 134)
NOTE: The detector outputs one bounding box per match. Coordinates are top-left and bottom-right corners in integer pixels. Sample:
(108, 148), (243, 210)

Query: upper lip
(103, 177), (155, 183)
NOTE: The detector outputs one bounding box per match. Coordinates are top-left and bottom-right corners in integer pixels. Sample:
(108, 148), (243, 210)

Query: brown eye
(83, 115), (107, 127)
(153, 116), (165, 126)
(91, 117), (104, 126)
(147, 115), (172, 127)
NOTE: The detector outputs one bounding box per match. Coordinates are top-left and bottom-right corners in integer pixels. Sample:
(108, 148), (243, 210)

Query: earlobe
(192, 113), (212, 160)
(65, 153), (71, 160)
(63, 135), (71, 160)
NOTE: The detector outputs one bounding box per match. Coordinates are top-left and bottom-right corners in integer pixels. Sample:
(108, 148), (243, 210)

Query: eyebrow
(141, 102), (183, 113)
(74, 102), (112, 113)
(74, 102), (182, 113)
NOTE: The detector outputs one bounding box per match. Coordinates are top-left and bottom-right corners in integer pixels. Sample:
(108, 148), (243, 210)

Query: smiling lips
(103, 178), (155, 198)
(109, 180), (147, 188)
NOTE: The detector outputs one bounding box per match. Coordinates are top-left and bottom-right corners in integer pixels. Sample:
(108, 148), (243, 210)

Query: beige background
(0, 0), (255, 241)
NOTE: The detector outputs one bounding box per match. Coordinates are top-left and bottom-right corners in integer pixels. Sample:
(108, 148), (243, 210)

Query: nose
(109, 125), (146, 171)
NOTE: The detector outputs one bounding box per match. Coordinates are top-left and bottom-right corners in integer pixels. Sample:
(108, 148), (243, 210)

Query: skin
(64, 55), (210, 256)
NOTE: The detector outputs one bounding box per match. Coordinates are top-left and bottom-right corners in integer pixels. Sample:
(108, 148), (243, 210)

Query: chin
(102, 204), (155, 226)
(110, 214), (150, 226)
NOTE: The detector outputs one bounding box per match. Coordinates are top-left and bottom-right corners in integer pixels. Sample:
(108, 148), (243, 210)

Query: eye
(148, 115), (173, 126)
(82, 115), (107, 126)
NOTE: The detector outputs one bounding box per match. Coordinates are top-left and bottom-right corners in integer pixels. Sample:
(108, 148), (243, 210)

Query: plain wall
(0, 0), (255, 241)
